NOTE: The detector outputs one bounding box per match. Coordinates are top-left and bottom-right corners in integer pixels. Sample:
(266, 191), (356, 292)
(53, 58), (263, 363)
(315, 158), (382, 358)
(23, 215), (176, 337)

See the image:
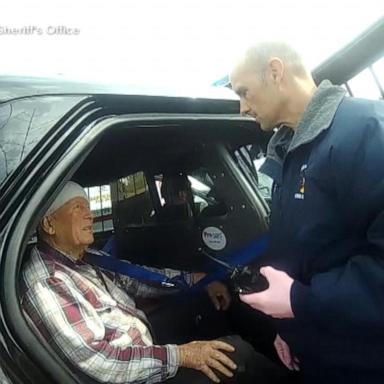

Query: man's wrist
(177, 344), (190, 367)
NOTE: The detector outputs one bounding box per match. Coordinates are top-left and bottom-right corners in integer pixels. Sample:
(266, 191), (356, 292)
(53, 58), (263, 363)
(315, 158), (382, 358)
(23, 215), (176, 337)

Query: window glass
(85, 185), (113, 233)
(233, 146), (273, 202)
(154, 170), (227, 219)
(255, 163), (273, 201)
(116, 172), (154, 225)
(372, 57), (384, 98)
(118, 171), (148, 201)
(348, 68), (382, 100)
(341, 84), (351, 97)
(0, 96), (84, 185)
(189, 171), (218, 209)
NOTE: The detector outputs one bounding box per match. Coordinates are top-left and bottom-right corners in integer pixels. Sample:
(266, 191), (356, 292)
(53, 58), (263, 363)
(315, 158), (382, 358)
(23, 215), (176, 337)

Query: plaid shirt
(21, 242), (194, 383)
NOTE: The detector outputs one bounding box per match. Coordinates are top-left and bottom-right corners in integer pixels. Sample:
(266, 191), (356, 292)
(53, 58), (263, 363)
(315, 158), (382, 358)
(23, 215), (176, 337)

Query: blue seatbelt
(87, 235), (268, 290)
(102, 235), (117, 258)
(85, 252), (187, 289)
(193, 235), (268, 290)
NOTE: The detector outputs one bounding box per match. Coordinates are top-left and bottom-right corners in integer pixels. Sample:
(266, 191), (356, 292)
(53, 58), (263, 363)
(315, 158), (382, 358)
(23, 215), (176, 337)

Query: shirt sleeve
(22, 276), (179, 384)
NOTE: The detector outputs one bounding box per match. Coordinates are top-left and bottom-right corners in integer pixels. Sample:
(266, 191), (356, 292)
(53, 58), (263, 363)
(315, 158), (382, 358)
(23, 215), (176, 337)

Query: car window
(113, 171), (153, 226)
(0, 96), (84, 185)
(253, 158), (273, 201)
(84, 185), (114, 233)
(348, 68), (383, 99)
(188, 169), (227, 216)
(232, 145), (273, 203)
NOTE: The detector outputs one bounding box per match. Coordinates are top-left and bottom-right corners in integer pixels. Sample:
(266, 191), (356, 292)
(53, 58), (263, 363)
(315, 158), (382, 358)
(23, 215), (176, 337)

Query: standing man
(230, 42), (384, 383)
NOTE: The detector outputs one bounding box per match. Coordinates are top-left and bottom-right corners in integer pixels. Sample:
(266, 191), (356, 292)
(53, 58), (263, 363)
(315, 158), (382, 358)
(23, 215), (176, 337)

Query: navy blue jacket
(261, 81), (384, 383)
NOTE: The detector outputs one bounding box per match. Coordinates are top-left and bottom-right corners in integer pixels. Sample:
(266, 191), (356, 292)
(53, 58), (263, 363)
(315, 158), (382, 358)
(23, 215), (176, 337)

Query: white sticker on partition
(202, 227), (227, 251)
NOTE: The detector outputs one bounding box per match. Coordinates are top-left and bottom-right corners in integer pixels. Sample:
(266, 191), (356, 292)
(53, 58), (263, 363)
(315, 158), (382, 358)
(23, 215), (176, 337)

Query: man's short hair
(244, 41), (308, 78)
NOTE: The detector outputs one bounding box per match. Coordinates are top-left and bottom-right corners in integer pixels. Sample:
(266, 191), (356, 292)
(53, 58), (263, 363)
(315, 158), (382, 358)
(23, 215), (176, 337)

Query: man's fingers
(213, 293), (231, 311)
(276, 347), (291, 369)
(221, 292), (231, 311)
(259, 266), (274, 279)
(201, 365), (220, 383)
(281, 355), (294, 371)
(283, 346), (293, 368)
(211, 349), (237, 370)
(239, 292), (256, 304)
(239, 291), (267, 310)
(292, 356), (300, 371)
(211, 340), (235, 353)
(210, 293), (221, 310)
(274, 338), (293, 370)
(208, 358), (234, 378)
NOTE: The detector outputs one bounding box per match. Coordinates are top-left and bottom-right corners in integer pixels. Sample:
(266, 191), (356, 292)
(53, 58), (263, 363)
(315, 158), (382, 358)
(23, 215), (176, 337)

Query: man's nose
(85, 207), (93, 220)
(240, 99), (251, 115)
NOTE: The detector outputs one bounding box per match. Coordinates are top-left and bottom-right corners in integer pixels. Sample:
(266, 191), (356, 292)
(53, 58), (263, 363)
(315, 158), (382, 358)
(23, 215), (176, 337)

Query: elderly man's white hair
(45, 181), (88, 216)
(243, 41), (309, 78)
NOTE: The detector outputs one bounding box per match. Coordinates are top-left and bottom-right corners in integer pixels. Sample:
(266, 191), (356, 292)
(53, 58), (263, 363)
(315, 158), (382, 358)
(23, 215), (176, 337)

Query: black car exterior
(0, 78), (274, 383)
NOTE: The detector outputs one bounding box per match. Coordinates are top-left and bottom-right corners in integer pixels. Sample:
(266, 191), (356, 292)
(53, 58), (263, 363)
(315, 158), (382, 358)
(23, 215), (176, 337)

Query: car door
(0, 94), (101, 384)
(0, 94), (271, 383)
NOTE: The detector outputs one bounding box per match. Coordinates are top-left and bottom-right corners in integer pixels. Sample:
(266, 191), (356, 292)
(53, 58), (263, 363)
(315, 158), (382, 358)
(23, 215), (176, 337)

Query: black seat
(158, 203), (192, 222)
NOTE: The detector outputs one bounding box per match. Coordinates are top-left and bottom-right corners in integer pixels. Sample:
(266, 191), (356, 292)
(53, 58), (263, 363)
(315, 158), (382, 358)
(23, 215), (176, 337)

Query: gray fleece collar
(265, 80), (346, 162)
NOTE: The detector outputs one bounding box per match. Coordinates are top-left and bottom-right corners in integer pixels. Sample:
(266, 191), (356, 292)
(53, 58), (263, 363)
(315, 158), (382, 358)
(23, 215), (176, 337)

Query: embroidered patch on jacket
(294, 164), (307, 200)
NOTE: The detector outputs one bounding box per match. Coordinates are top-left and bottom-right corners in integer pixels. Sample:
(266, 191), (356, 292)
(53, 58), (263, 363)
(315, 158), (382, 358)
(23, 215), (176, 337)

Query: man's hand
(178, 340), (237, 383)
(191, 273), (231, 311)
(274, 334), (300, 371)
(239, 266), (294, 318)
(191, 272), (206, 284)
(206, 281), (231, 311)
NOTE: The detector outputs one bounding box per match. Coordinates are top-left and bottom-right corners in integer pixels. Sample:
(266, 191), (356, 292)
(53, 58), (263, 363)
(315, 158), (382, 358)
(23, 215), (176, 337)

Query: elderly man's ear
(41, 216), (56, 235)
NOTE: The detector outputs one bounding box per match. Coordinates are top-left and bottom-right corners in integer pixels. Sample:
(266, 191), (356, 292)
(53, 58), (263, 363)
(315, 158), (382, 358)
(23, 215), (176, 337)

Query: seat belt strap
(85, 252), (185, 289)
(86, 235), (268, 290)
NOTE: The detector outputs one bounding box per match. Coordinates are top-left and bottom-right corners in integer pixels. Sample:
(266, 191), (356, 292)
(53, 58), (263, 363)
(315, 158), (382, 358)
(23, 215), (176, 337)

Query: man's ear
(268, 57), (284, 84)
(41, 216), (56, 236)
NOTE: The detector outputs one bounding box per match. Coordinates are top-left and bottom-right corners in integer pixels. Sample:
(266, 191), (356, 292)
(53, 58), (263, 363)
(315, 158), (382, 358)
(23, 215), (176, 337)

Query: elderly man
(231, 42), (384, 383)
(20, 181), (287, 384)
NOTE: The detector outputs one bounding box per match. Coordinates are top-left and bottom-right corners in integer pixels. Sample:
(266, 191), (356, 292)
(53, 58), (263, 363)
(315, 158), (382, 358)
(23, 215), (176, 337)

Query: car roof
(0, 75), (239, 103)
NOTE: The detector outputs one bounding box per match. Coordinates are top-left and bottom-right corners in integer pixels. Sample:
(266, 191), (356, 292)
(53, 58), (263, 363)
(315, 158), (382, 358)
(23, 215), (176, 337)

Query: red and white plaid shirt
(21, 242), (193, 383)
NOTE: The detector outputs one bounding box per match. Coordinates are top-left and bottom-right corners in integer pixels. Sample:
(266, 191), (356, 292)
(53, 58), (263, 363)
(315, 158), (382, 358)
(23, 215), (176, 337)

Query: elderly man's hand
(178, 340), (237, 383)
(239, 266), (294, 319)
(206, 281), (231, 311)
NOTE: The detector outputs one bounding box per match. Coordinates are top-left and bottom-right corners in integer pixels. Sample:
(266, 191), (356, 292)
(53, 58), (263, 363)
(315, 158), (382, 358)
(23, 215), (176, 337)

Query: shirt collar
(37, 241), (87, 269)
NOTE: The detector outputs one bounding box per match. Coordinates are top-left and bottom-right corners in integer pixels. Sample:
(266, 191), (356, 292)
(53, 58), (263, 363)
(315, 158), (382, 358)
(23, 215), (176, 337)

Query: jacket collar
(260, 80), (346, 181)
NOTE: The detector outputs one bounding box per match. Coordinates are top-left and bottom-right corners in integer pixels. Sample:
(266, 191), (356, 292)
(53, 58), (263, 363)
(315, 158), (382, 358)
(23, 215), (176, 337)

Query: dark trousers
(148, 291), (279, 360)
(147, 293), (296, 383)
(166, 335), (291, 383)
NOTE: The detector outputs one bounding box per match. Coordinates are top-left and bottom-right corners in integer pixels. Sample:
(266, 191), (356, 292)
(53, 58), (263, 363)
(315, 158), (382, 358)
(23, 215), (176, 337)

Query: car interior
(20, 115), (277, 382)
(72, 118), (271, 270)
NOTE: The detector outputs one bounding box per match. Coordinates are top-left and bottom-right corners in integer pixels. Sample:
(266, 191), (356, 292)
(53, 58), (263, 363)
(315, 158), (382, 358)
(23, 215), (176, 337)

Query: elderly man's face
(230, 64), (284, 132)
(49, 197), (94, 249)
